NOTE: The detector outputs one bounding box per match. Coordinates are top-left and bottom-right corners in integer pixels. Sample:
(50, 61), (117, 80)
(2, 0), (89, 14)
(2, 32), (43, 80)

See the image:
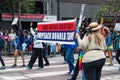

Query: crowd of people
(0, 19), (120, 80)
(0, 24), (61, 70)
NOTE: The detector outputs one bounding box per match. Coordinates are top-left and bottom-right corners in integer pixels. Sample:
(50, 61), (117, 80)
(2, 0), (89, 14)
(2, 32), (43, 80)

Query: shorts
(16, 44), (22, 50)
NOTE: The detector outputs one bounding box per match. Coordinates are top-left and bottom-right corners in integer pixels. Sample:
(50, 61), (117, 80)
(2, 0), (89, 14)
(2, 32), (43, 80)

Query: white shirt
(0, 32), (3, 36)
(30, 28), (43, 48)
(9, 33), (16, 40)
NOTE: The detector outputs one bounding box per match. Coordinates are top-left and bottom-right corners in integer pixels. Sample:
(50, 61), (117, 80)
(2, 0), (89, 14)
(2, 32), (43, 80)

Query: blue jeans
(9, 40), (16, 52)
(65, 48), (75, 73)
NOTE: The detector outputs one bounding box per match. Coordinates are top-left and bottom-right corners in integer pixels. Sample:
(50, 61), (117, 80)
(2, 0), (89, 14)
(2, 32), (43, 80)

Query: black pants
(0, 49), (5, 67)
(83, 58), (106, 80)
(0, 54), (5, 67)
(71, 58), (79, 80)
(43, 52), (49, 65)
(115, 49), (120, 64)
(28, 48), (43, 68)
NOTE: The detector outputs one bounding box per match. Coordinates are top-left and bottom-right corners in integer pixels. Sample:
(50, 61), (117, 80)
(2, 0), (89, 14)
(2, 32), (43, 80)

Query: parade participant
(66, 20), (88, 80)
(0, 35), (6, 70)
(8, 29), (17, 53)
(75, 22), (106, 80)
(27, 23), (44, 70)
(97, 17), (113, 66)
(114, 31), (120, 71)
(43, 43), (50, 66)
(104, 28), (113, 66)
(64, 43), (75, 75)
(11, 25), (25, 67)
(0, 28), (3, 36)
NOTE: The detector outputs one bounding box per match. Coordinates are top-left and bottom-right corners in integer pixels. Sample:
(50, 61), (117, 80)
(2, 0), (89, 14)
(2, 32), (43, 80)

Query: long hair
(87, 30), (104, 46)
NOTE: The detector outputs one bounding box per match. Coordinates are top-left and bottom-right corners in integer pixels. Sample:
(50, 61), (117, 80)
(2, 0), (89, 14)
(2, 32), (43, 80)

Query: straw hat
(88, 22), (102, 31)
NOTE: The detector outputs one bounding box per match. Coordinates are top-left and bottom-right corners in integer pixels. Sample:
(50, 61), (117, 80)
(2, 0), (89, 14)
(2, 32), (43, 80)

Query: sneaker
(65, 71), (73, 75)
(44, 63), (50, 66)
(20, 64), (26, 68)
(0, 66), (6, 70)
(37, 67), (43, 70)
(27, 67), (32, 70)
(118, 67), (120, 71)
(70, 70), (74, 75)
(65, 72), (71, 75)
(108, 63), (113, 66)
(11, 64), (17, 68)
(63, 61), (67, 64)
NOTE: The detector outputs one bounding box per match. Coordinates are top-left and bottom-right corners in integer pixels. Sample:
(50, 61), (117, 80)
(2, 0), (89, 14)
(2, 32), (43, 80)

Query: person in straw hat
(75, 22), (107, 80)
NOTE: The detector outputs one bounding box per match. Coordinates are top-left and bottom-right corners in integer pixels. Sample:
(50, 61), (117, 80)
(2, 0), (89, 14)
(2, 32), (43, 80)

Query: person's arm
(30, 27), (35, 36)
(30, 23), (35, 36)
(75, 33), (89, 50)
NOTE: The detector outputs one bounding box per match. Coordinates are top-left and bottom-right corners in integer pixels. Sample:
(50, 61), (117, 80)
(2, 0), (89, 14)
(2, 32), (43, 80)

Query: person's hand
(76, 47), (81, 51)
(30, 22), (33, 28)
(75, 33), (80, 39)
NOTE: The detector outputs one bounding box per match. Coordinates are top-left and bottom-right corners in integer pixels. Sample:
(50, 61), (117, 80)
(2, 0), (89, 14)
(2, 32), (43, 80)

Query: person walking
(114, 31), (120, 71)
(8, 29), (17, 53)
(104, 28), (113, 66)
(27, 23), (44, 70)
(66, 21), (88, 80)
(11, 28), (25, 67)
(0, 35), (6, 70)
(43, 43), (50, 66)
(64, 43), (76, 75)
(75, 22), (106, 80)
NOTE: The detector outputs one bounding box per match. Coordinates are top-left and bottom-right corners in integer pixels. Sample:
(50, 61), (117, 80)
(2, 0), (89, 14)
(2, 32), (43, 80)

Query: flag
(79, 50), (83, 71)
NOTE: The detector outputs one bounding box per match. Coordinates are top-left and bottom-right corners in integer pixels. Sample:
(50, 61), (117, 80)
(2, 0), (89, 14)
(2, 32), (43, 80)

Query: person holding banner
(27, 23), (44, 70)
(66, 21), (88, 80)
(75, 22), (106, 80)
(64, 44), (76, 75)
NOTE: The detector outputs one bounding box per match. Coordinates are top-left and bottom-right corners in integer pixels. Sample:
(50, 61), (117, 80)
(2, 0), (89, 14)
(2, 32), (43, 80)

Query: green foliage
(97, 0), (120, 17)
(21, 0), (35, 13)
(1, 0), (35, 13)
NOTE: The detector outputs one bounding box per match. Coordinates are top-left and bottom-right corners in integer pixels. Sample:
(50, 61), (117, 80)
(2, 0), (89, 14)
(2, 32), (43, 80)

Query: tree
(97, 0), (120, 17)
(1, 0), (35, 13)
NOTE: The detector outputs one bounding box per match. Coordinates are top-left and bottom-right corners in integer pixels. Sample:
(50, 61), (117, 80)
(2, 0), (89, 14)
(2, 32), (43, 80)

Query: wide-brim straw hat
(88, 22), (102, 31)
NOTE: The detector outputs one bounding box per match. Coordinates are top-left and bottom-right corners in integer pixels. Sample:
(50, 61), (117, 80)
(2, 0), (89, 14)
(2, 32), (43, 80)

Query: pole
(78, 4), (86, 27)
(57, 0), (60, 20)
(18, 0), (22, 29)
(76, 4), (85, 32)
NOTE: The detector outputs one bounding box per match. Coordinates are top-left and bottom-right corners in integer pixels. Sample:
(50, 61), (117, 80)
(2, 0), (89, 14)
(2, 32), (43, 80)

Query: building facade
(0, 0), (108, 30)
(47, 0), (109, 21)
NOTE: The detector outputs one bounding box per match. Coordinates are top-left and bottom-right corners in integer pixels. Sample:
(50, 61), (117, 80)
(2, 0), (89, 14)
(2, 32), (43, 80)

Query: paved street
(0, 53), (120, 80)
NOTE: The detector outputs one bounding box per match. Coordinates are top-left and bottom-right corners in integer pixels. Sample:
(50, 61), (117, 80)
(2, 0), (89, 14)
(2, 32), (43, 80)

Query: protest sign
(114, 23), (120, 31)
(37, 19), (76, 44)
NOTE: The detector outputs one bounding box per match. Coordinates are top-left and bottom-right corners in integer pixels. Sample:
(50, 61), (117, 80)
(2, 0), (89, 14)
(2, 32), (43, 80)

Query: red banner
(37, 19), (76, 44)
(37, 19), (76, 31)
(2, 13), (45, 19)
